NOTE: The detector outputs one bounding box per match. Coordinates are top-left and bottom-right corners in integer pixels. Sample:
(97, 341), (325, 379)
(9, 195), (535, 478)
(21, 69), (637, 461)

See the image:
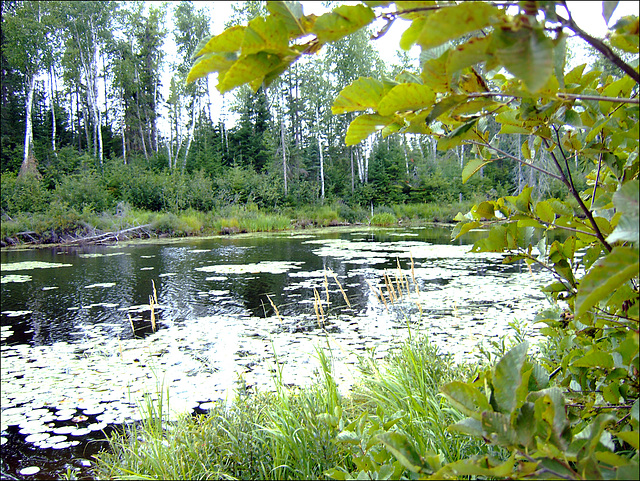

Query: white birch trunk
(48, 68), (57, 158)
(21, 74), (36, 168)
(182, 95), (199, 170)
(316, 107), (324, 200)
(281, 117), (287, 195)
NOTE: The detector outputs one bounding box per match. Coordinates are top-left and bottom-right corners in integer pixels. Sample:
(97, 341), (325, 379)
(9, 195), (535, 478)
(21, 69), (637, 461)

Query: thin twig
(543, 138), (613, 252)
(465, 140), (564, 181)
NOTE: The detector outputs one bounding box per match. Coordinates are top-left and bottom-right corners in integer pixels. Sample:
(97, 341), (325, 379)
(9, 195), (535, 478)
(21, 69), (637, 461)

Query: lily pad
(18, 466), (41, 476)
(1, 261), (72, 271)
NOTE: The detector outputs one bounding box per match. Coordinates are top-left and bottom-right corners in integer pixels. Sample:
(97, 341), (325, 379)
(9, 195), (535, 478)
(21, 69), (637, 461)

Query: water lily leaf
(576, 246), (640, 317)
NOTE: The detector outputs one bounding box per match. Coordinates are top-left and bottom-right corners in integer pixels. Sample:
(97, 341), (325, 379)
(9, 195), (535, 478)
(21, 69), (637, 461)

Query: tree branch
(555, 12), (640, 84)
(543, 138), (613, 252)
(466, 140), (564, 181)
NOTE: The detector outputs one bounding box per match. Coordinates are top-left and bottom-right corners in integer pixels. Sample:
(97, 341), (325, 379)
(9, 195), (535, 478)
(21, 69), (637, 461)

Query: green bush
(1, 172), (50, 215)
(52, 171), (114, 212)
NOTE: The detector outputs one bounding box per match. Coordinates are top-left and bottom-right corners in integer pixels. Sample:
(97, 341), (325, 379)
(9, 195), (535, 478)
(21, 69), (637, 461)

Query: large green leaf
(345, 114), (395, 145)
(312, 4), (375, 43)
(482, 411), (517, 445)
(607, 180), (639, 245)
(266, 1), (307, 37)
(493, 27), (554, 92)
(377, 432), (425, 473)
(186, 53), (236, 84)
(377, 83), (435, 116)
(441, 381), (492, 420)
(217, 52), (282, 93)
(462, 158), (492, 184)
(576, 246), (640, 317)
(405, 2), (500, 50)
(332, 77), (386, 114)
(492, 342), (528, 414)
(191, 25), (245, 60)
(446, 36), (493, 76)
(572, 348), (614, 369)
(241, 15), (290, 56)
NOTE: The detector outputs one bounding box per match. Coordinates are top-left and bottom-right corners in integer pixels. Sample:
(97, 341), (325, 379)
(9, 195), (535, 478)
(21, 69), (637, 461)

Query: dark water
(1, 225), (553, 479)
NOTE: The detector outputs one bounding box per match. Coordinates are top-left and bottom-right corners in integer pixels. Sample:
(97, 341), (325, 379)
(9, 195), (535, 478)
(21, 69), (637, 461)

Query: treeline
(1, 1), (578, 224)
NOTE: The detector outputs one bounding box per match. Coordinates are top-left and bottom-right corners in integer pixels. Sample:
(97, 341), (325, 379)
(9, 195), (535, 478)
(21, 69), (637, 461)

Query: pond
(1, 225), (554, 479)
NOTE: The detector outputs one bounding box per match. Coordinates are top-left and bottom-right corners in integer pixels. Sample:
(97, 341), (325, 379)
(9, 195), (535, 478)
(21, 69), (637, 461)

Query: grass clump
(93, 337), (498, 480)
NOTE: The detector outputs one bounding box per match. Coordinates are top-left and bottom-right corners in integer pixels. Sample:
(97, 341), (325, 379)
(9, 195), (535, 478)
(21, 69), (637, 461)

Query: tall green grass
(93, 333), (501, 480)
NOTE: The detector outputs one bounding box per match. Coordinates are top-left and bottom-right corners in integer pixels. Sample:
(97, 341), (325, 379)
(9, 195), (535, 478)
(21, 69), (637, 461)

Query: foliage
(188, 1), (639, 478)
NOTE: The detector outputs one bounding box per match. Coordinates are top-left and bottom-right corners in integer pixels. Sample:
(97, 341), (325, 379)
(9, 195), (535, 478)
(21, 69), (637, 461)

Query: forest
(0, 0), (588, 243)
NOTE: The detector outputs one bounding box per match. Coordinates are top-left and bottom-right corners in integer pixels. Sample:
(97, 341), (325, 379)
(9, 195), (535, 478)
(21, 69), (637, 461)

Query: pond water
(1, 225), (555, 479)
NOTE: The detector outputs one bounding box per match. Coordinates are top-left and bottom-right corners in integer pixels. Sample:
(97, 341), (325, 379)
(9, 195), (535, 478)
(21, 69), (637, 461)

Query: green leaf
(536, 200), (555, 223)
(433, 454), (516, 478)
(241, 15), (290, 56)
(377, 432), (425, 473)
(192, 25), (245, 59)
(462, 159), (492, 184)
(187, 53), (236, 84)
(332, 77), (386, 114)
(607, 180), (639, 245)
(217, 52), (282, 93)
(266, 1), (307, 37)
(616, 431), (640, 450)
(336, 430), (360, 444)
(312, 4), (375, 43)
(493, 27), (554, 92)
(572, 348), (614, 369)
(377, 83), (435, 116)
(492, 342), (528, 414)
(425, 94), (466, 125)
(447, 417), (483, 437)
(515, 402), (536, 448)
(446, 36), (492, 76)
(437, 119), (479, 150)
(441, 381), (492, 420)
(411, 2), (500, 50)
(482, 411), (517, 445)
(576, 246), (640, 317)
(345, 114), (395, 145)
(602, 1), (620, 25)
(451, 220), (481, 240)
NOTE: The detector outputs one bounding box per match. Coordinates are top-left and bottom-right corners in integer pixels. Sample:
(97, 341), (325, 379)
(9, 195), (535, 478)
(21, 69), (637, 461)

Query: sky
(154, 1), (640, 132)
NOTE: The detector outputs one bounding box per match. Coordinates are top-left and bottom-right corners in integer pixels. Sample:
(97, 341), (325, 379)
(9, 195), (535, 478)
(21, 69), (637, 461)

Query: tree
(187, 1), (638, 478)
(2, 0), (54, 176)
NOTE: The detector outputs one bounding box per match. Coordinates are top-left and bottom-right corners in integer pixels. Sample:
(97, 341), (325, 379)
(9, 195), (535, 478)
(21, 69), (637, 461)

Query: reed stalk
(267, 295), (283, 323)
(323, 271), (330, 304)
(328, 268), (351, 308)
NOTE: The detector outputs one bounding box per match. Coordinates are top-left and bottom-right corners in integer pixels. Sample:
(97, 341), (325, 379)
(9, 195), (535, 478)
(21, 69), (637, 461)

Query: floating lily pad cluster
(1, 229), (555, 455)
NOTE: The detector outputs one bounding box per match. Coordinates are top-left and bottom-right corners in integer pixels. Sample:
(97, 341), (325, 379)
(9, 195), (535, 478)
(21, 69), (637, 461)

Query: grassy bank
(92, 336), (508, 480)
(1, 200), (475, 247)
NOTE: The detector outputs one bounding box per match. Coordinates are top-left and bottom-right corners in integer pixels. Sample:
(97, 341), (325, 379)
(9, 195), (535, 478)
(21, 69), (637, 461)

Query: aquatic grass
(350, 337), (501, 466)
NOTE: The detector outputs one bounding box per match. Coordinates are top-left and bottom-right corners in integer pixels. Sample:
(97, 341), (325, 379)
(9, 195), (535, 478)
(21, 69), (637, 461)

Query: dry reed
(328, 268), (351, 308)
(266, 295), (283, 323)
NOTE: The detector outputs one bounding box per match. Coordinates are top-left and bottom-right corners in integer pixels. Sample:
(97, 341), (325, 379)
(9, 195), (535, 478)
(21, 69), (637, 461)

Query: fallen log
(63, 224), (153, 245)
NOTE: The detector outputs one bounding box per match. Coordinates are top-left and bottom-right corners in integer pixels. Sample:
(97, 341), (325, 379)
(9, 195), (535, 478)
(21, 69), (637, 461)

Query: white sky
(152, 1), (639, 133)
